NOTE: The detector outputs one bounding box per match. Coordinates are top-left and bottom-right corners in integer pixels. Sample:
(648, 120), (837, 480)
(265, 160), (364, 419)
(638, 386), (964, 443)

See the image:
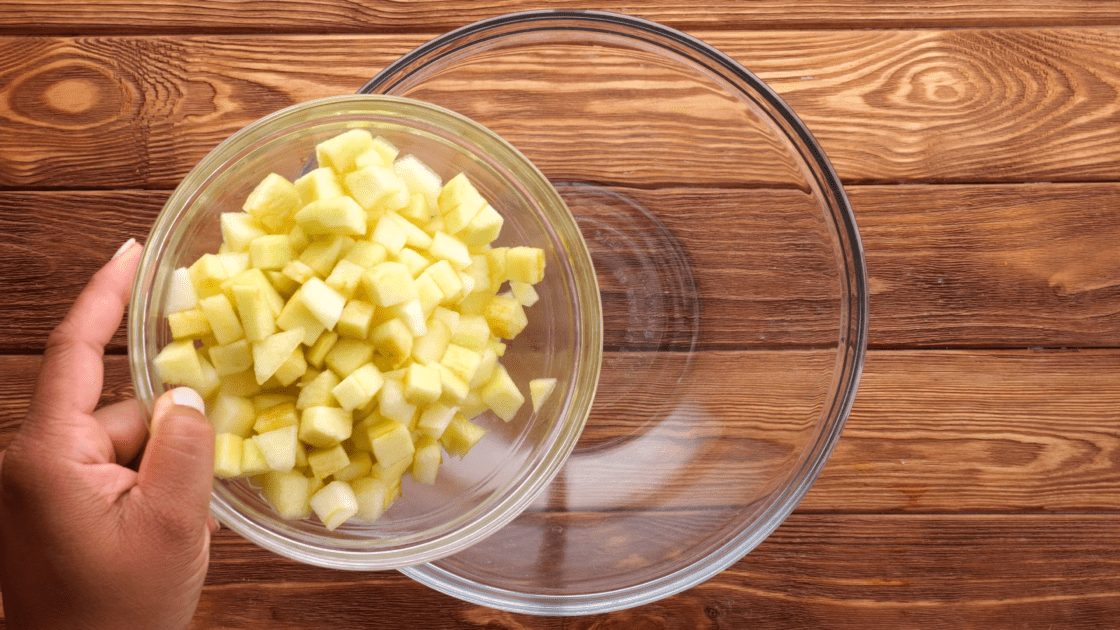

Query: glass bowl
(128, 95), (603, 569)
(360, 10), (869, 614)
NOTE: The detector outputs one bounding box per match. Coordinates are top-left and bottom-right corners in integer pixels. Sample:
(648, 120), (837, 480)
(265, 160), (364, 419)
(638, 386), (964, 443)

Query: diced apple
(510, 281), (540, 307)
(376, 378), (417, 425)
(232, 284), (276, 343)
(437, 173), (486, 233)
(367, 417), (414, 467)
(352, 475), (391, 522)
(272, 345), (308, 387)
(295, 196), (367, 236)
(450, 314), (490, 351)
(251, 329), (303, 385)
(275, 292), (326, 346)
(261, 470), (312, 519)
(296, 369), (340, 410)
(344, 164), (404, 212)
(440, 414), (487, 458)
(299, 235), (345, 277)
(316, 129), (375, 174)
(505, 246), (546, 284)
(470, 347), (499, 388)
(240, 438), (271, 476)
(411, 319), (452, 365)
(307, 444), (351, 480)
(305, 330), (338, 369)
(223, 268), (286, 318)
(295, 167), (345, 205)
(428, 232), (472, 270)
(411, 436), (441, 485)
(457, 204), (504, 247)
(362, 262), (417, 307)
(294, 277), (346, 330)
(371, 318), (413, 368)
(404, 362), (442, 406)
(254, 425), (299, 473)
(189, 253), (229, 298)
(210, 394), (256, 437)
(168, 308), (211, 340)
(334, 451), (372, 482)
(154, 339), (204, 389)
(282, 259), (317, 285)
(416, 402), (458, 439)
(299, 406), (352, 448)
(165, 267), (199, 314)
(420, 260), (463, 304)
(214, 433), (243, 478)
(394, 247), (431, 277)
(254, 401), (300, 434)
(394, 154), (441, 210)
(336, 300), (374, 339)
(481, 364), (525, 422)
(484, 295), (528, 340)
(331, 363), (385, 411)
(343, 240), (387, 269)
(243, 173), (300, 232)
(218, 369), (262, 398)
(324, 338), (374, 376)
(399, 192), (434, 225)
(530, 377), (557, 413)
(220, 213), (267, 254)
(199, 293), (244, 346)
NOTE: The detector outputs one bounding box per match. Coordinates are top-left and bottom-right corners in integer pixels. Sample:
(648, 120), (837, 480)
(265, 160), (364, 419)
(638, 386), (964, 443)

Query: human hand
(0, 240), (217, 630)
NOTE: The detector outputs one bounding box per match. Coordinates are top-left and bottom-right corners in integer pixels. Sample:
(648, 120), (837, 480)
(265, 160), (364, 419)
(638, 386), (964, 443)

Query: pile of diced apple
(153, 128), (559, 530)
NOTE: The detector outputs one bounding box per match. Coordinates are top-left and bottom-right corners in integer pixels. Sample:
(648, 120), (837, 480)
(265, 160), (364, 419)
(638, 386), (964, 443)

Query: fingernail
(111, 238), (138, 261)
(169, 387), (206, 415)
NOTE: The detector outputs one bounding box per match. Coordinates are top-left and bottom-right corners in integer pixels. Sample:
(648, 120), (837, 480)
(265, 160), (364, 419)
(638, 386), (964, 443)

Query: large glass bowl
(360, 10), (869, 614)
(128, 95), (603, 569)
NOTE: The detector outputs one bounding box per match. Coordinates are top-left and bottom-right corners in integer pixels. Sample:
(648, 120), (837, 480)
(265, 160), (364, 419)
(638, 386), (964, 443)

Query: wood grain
(3, 183), (1119, 353)
(2, 349), (1118, 514)
(4, 1), (1120, 35)
(183, 514), (1120, 627)
(4, 29), (1120, 188)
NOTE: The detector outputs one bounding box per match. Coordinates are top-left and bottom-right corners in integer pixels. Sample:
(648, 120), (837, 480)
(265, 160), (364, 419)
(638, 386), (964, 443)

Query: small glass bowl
(128, 95), (603, 570)
(361, 10), (869, 615)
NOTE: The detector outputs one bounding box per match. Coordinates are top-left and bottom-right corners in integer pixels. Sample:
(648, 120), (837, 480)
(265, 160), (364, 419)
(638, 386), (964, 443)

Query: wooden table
(3, 2), (1120, 627)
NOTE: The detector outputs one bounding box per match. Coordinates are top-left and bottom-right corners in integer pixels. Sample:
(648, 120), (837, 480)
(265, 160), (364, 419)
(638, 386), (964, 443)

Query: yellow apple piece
(253, 401), (300, 434)
(261, 470), (312, 519)
(362, 261), (417, 307)
(332, 363), (385, 412)
(165, 267), (199, 314)
(299, 406), (352, 448)
(243, 173), (300, 232)
(294, 167), (345, 205)
(153, 340), (205, 389)
(254, 425), (299, 473)
(297, 277), (346, 330)
(483, 295), (528, 340)
(368, 417), (415, 468)
(309, 480), (358, 531)
(251, 329), (303, 385)
(334, 451), (373, 482)
(240, 438), (271, 476)
(214, 433), (243, 479)
(411, 436), (441, 485)
(530, 378), (557, 413)
(208, 339), (252, 376)
(232, 284), (276, 343)
(316, 129), (375, 174)
(209, 394), (256, 437)
(296, 370), (340, 410)
(440, 414), (487, 458)
(481, 364), (524, 422)
(352, 476), (392, 522)
(295, 196), (367, 236)
(167, 308), (210, 341)
(307, 444), (351, 480)
(199, 293), (244, 346)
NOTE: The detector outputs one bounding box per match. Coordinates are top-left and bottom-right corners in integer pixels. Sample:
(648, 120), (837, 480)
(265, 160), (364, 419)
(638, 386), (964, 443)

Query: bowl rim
(128, 93), (604, 571)
(360, 9), (870, 615)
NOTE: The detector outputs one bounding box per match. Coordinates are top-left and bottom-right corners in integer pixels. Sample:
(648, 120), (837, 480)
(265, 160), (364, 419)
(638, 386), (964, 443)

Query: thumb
(135, 387), (215, 533)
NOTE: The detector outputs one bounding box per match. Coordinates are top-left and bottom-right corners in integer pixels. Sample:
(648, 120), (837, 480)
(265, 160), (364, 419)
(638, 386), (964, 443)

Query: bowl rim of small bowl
(128, 93), (604, 570)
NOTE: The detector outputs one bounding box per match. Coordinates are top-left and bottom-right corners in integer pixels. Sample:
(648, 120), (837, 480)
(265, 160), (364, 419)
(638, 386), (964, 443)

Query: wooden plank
(3, 29), (1120, 189)
(3, 183), (1119, 353)
(2, 349), (1119, 514)
(3, 1), (1120, 35)
(164, 515), (1120, 627)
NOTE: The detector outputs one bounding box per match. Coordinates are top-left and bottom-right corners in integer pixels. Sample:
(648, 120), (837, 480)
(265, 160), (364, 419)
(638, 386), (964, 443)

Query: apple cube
(210, 394), (256, 437)
(299, 236), (345, 277)
(343, 240), (388, 269)
(376, 378), (417, 425)
(437, 173), (486, 232)
(232, 284), (276, 342)
(457, 204), (504, 247)
(297, 277), (346, 330)
(165, 267), (199, 314)
(436, 364), (469, 404)
(295, 196), (367, 237)
(324, 259), (366, 301)
(439, 343), (482, 384)
(220, 213), (267, 254)
(214, 433), (243, 479)
(275, 292), (326, 346)
(450, 314), (490, 351)
(420, 260), (463, 304)
(316, 129), (374, 174)
(218, 369), (261, 398)
(299, 406), (352, 448)
(399, 192), (435, 225)
(344, 164), (404, 212)
(240, 438), (271, 476)
(352, 476), (392, 522)
(253, 402), (299, 434)
(189, 253), (230, 299)
(484, 295), (528, 340)
(463, 255), (491, 295)
(505, 246), (546, 284)
(371, 212), (408, 255)
(428, 232), (471, 270)
(261, 470), (312, 519)
(305, 330), (338, 369)
(362, 262), (417, 307)
(387, 299), (427, 337)
(254, 425), (299, 473)
(411, 436), (441, 485)
(394, 247), (431, 278)
(470, 347), (499, 388)
(332, 363), (385, 412)
(481, 364), (525, 422)
(154, 339), (204, 389)
(411, 320), (452, 365)
(394, 154), (442, 210)
(368, 418), (414, 467)
(440, 415), (487, 458)
(251, 328), (303, 385)
(336, 300), (374, 339)
(429, 306), (460, 333)
(243, 173), (300, 232)
(510, 281), (540, 307)
(294, 167), (345, 205)
(530, 377), (558, 413)
(198, 293), (244, 346)
(404, 362), (442, 406)
(296, 369), (340, 410)
(334, 451), (372, 482)
(416, 402), (458, 439)
(168, 308), (210, 340)
(371, 318), (413, 368)
(310, 480), (359, 530)
(324, 338), (374, 376)
(413, 271), (443, 316)
(307, 444), (350, 480)
(272, 345), (308, 387)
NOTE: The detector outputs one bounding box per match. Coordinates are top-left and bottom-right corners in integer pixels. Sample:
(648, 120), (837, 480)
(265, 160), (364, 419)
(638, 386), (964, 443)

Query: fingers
(29, 241), (142, 428)
(134, 388), (214, 540)
(92, 399), (148, 465)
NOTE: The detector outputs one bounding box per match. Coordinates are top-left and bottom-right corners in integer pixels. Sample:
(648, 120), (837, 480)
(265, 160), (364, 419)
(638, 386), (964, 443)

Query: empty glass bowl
(359, 10), (869, 614)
